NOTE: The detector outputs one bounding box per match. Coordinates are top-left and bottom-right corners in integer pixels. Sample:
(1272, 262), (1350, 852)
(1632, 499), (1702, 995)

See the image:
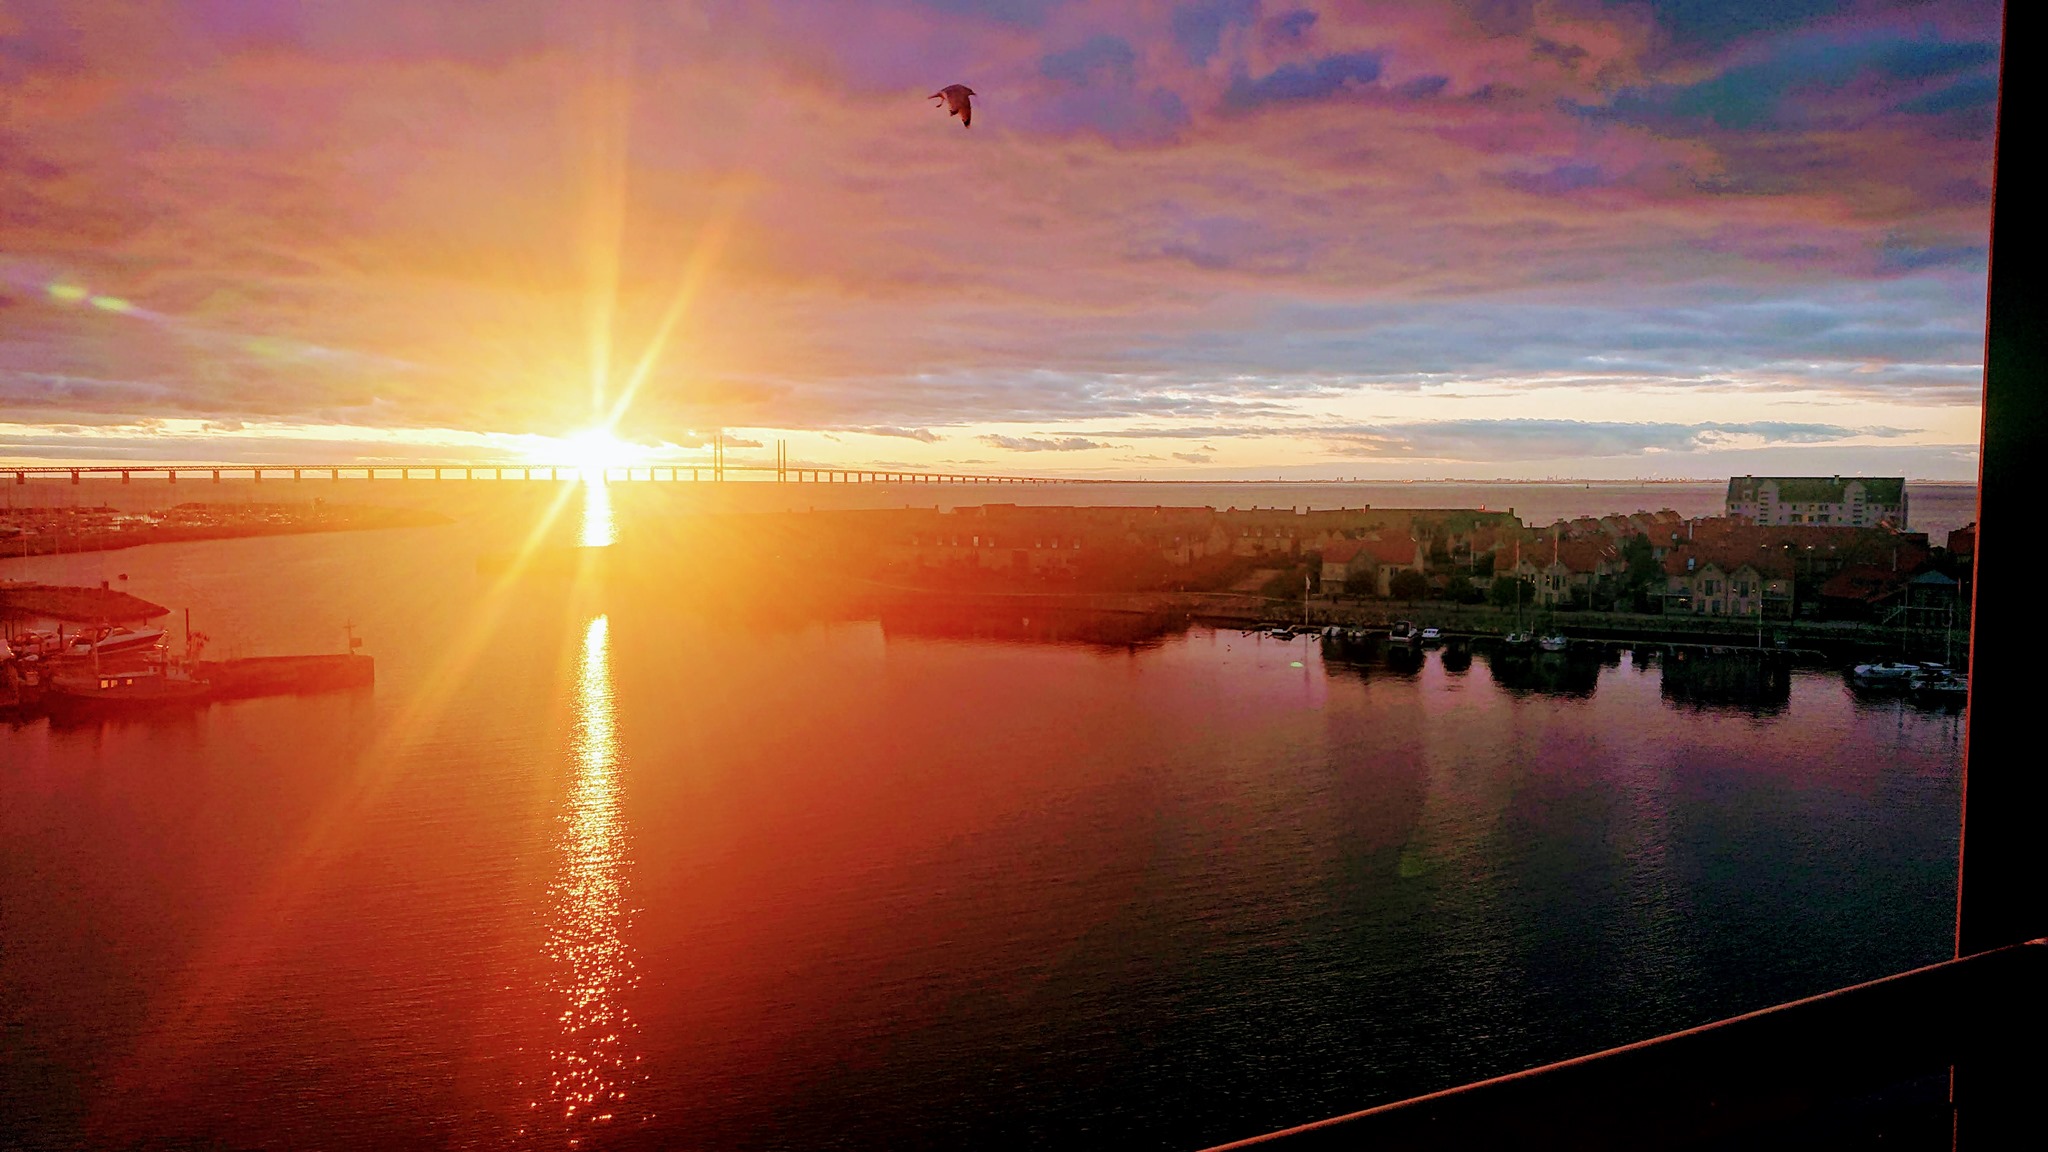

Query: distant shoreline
(0, 505), (453, 561)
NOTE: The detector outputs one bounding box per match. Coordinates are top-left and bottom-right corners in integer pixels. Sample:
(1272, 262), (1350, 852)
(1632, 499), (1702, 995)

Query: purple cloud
(1222, 51), (1386, 111)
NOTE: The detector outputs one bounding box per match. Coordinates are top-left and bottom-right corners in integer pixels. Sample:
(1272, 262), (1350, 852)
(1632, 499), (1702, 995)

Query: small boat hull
(42, 669), (209, 716)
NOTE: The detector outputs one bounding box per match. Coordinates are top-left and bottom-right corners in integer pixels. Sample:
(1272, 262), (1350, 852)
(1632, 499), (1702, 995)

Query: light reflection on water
(578, 474), (615, 548)
(538, 613), (641, 1138)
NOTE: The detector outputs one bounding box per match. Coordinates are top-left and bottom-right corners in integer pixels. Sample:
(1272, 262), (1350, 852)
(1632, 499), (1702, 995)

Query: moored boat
(42, 662), (209, 714)
(1539, 634), (1569, 653)
(1909, 667), (1969, 704)
(1851, 660), (1921, 686)
(63, 626), (167, 658)
(8, 629), (62, 658)
(1388, 620), (1420, 644)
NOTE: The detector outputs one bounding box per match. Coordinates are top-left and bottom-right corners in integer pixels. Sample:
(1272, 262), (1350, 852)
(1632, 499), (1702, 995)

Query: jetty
(196, 655), (375, 699)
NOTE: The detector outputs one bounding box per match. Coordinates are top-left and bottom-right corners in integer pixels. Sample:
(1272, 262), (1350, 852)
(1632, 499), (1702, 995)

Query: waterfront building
(1319, 539), (1369, 591)
(1514, 539), (1620, 607)
(1358, 534), (1426, 597)
(1661, 548), (1796, 618)
(1725, 476), (1906, 528)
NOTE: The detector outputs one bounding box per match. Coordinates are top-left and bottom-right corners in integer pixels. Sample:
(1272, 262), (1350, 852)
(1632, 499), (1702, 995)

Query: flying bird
(930, 84), (975, 128)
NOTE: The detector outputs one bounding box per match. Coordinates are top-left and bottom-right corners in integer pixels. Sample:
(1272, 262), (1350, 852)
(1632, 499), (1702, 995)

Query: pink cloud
(0, 0), (2000, 453)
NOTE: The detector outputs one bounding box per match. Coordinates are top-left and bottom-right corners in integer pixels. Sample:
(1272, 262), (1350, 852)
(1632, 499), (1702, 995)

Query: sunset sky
(0, 1), (2001, 479)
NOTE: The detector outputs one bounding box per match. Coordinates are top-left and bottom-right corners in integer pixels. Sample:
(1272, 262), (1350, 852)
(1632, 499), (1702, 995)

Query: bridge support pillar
(331, 469), (340, 481)
(211, 470), (221, 484)
(168, 470), (177, 485)
(120, 471), (130, 484)
(69, 469), (79, 485)
(293, 469), (302, 481)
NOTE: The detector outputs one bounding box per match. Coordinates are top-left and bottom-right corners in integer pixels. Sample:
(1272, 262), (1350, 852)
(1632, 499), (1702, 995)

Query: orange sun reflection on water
(538, 613), (642, 1137)
(578, 472), (616, 548)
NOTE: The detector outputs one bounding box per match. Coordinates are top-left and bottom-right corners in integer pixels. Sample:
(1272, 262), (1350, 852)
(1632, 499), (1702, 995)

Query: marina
(2, 583), (373, 718)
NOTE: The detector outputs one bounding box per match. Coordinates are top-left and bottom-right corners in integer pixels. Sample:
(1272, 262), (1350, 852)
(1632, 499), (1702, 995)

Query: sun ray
(601, 180), (748, 433)
(91, 478), (589, 1135)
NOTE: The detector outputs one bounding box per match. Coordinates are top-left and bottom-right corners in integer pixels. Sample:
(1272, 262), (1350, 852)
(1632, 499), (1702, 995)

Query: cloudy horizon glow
(0, 1), (1999, 479)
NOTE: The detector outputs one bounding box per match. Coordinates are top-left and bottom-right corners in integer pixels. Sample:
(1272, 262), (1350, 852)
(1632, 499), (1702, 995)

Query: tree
(1446, 574), (1485, 604)
(1622, 534), (1660, 590)
(1489, 575), (1534, 609)
(1388, 569), (1428, 601)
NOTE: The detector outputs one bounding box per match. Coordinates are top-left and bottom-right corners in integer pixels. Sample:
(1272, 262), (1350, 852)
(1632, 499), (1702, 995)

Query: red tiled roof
(1321, 539), (1367, 564)
(1820, 565), (1907, 603)
(1663, 544), (1796, 579)
(1550, 540), (1617, 574)
(1361, 534), (1420, 566)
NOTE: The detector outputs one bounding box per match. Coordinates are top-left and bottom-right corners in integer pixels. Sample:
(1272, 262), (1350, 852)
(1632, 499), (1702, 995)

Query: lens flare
(559, 428), (647, 483)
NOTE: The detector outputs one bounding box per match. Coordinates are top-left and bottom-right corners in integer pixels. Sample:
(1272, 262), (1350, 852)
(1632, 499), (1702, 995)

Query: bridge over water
(3, 462), (1099, 486)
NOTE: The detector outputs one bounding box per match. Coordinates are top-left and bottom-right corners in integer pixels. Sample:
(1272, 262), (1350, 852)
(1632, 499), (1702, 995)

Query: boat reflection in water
(1440, 639), (1474, 675)
(1659, 647), (1794, 714)
(1484, 641), (1601, 698)
(535, 613), (643, 1138)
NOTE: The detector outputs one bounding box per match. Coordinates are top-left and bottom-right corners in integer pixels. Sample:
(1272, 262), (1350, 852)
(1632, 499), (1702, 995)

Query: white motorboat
(1539, 634), (1569, 653)
(1388, 620), (1420, 644)
(1910, 668), (1969, 702)
(1419, 626), (1443, 645)
(64, 626), (167, 658)
(9, 630), (62, 658)
(1852, 660), (1921, 685)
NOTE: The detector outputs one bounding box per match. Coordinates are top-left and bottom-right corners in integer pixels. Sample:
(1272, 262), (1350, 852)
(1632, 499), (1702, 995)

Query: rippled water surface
(2, 483), (1965, 1150)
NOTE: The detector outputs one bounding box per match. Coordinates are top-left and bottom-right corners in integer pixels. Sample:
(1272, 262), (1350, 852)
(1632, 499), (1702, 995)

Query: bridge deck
(2, 463), (1098, 485)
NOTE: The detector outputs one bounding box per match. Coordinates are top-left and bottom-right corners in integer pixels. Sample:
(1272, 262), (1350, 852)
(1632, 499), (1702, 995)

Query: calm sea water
(2, 482), (1965, 1150)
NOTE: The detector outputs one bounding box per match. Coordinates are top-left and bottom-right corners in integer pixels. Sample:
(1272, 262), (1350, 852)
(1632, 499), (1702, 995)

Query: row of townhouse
(1387, 512), (1936, 617)
(1725, 476), (1907, 529)
(1660, 549), (1797, 618)
(1318, 535), (1427, 597)
(1657, 521), (1935, 618)
(879, 504), (1525, 579)
(1511, 539), (1624, 607)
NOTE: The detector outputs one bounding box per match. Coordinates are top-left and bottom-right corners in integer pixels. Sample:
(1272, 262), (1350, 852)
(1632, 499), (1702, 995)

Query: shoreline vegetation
(0, 501), (454, 559)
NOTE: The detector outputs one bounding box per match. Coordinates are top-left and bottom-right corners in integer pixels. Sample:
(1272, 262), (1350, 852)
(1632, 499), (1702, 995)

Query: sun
(560, 428), (647, 481)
